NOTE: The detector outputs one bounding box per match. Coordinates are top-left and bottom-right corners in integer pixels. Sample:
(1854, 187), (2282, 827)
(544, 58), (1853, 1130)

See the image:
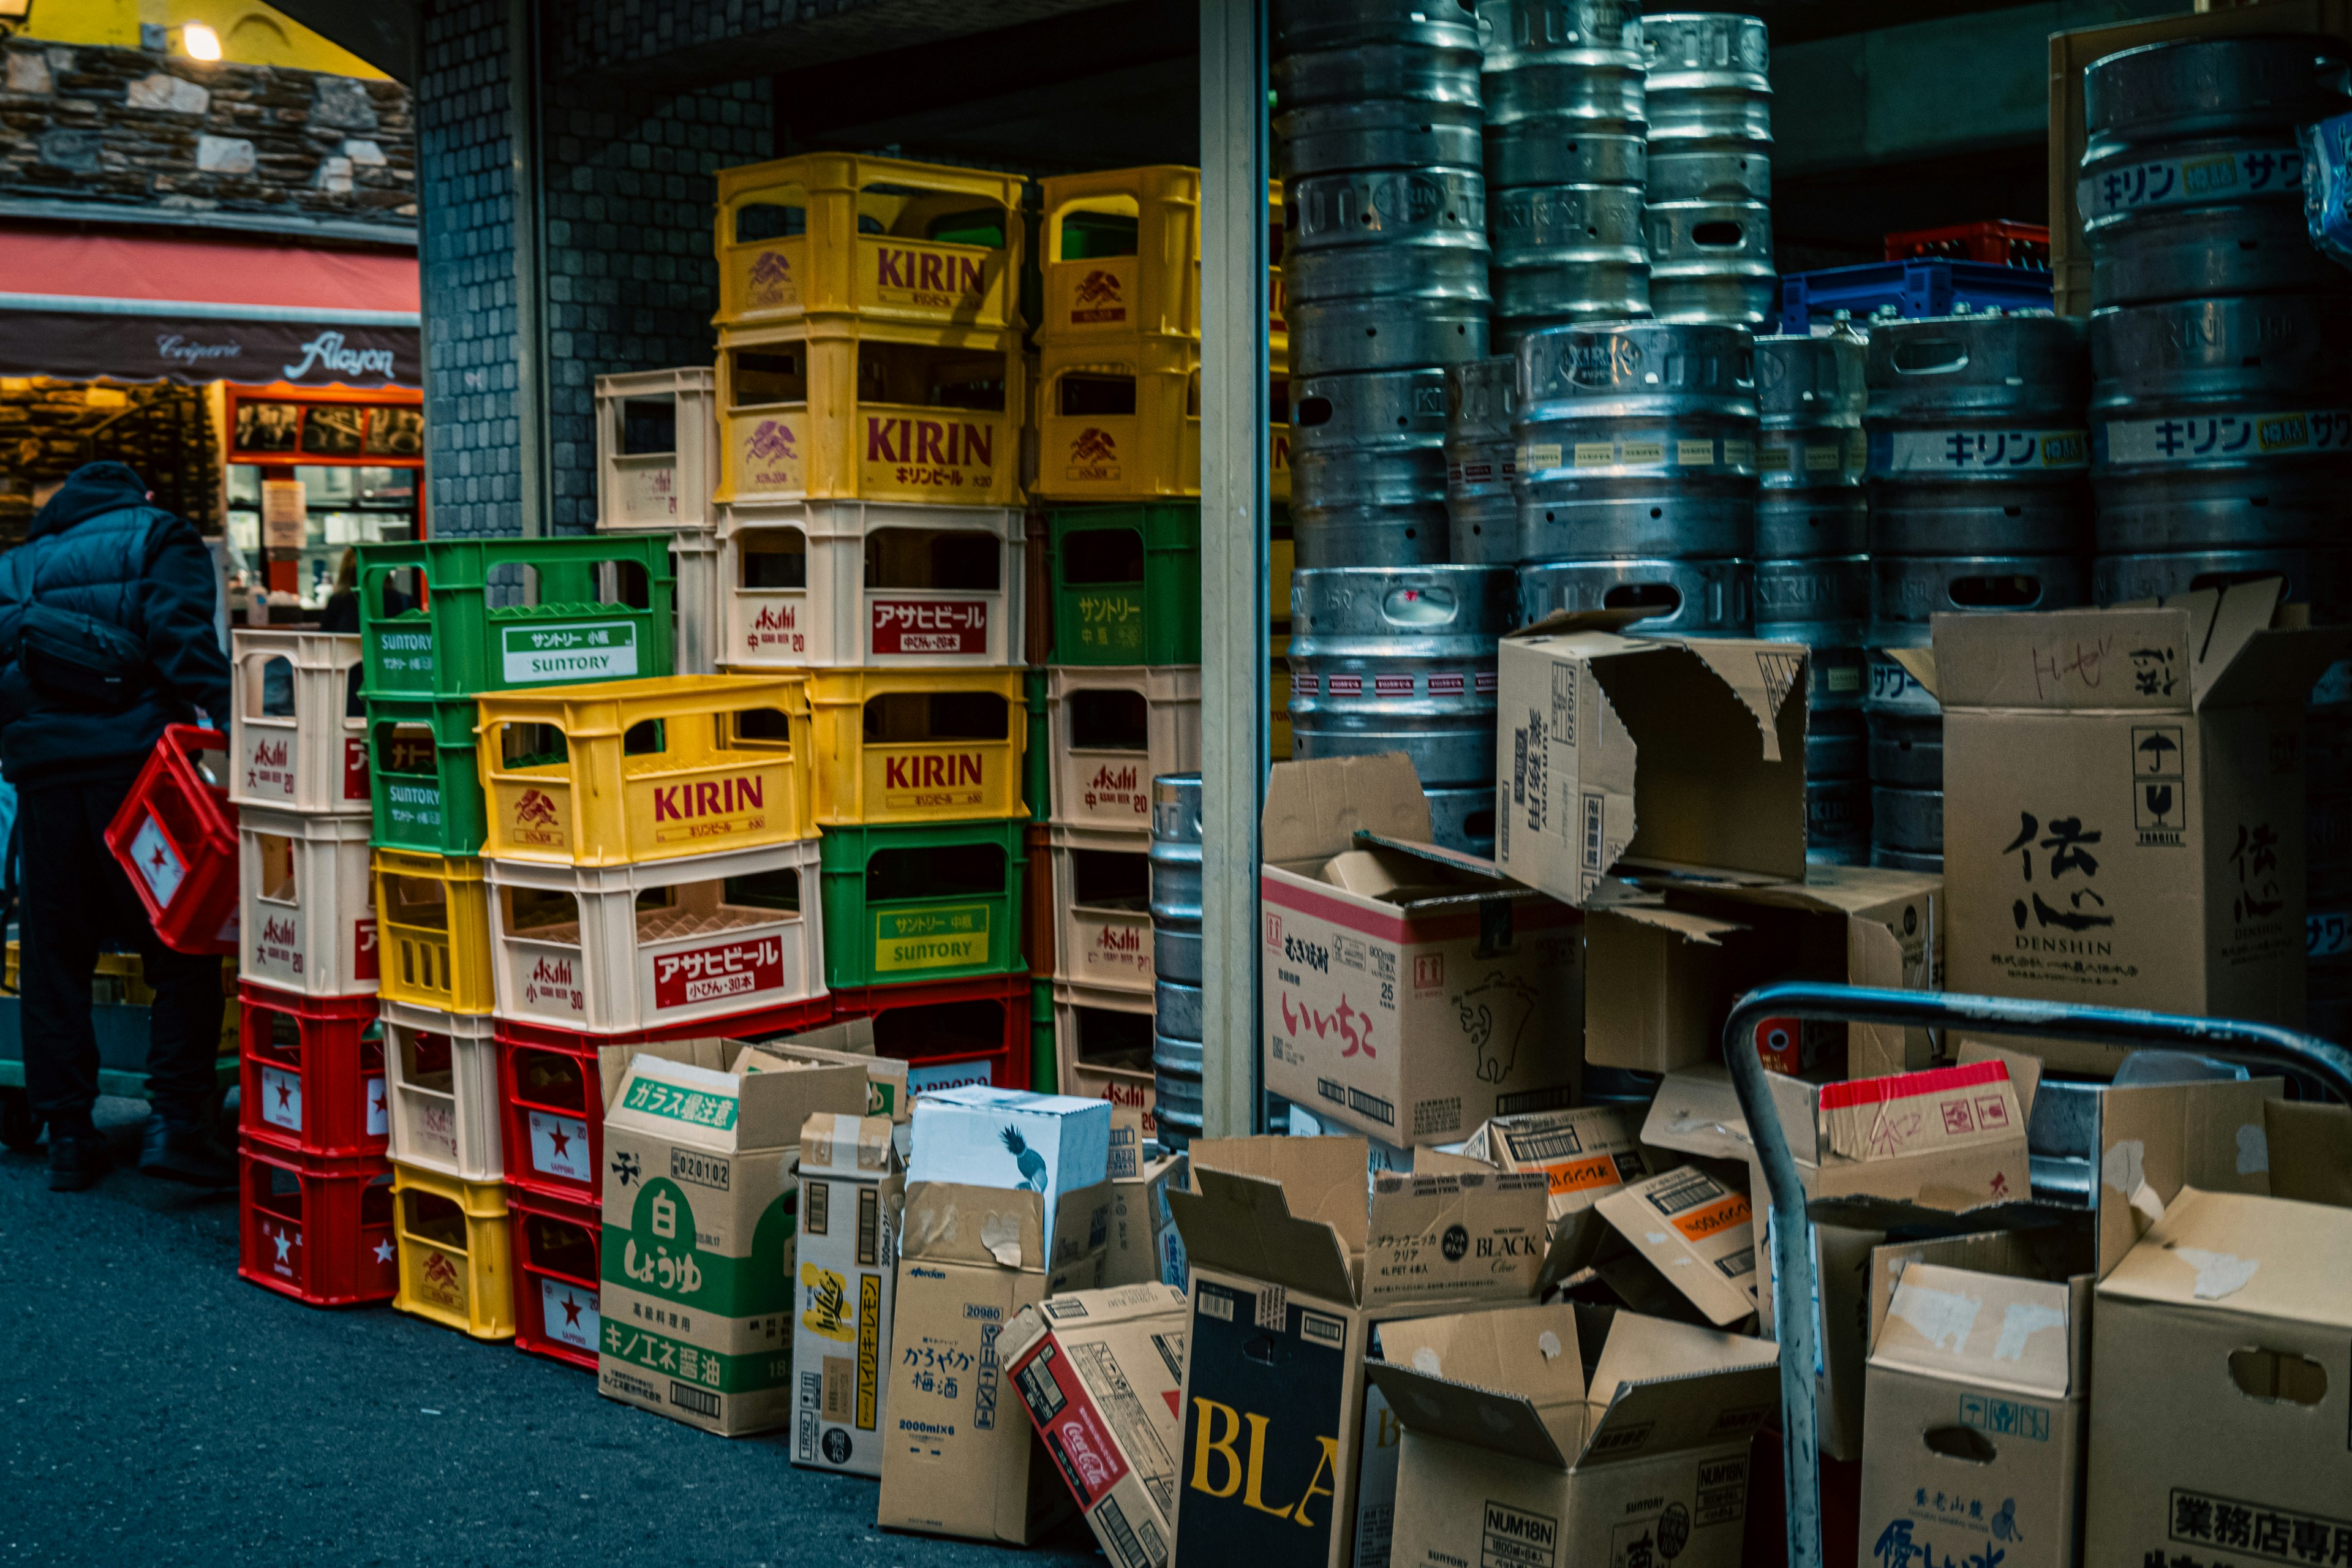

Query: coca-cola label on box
(653, 936), (784, 1011)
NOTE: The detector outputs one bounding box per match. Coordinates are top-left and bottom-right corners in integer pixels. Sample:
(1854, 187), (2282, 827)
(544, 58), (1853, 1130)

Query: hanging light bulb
(183, 22), (223, 60)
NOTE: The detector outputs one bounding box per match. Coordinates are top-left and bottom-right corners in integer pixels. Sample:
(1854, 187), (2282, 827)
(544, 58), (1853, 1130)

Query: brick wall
(0, 39), (414, 228)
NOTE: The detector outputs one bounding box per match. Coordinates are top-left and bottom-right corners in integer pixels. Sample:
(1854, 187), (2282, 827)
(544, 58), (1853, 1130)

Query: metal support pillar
(1197, 0), (1270, 1137)
(507, 0), (548, 536)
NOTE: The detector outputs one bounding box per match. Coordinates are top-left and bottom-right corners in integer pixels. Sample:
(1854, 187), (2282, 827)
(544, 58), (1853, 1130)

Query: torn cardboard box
(2085, 1187), (2352, 1568)
(1005, 1283), (1189, 1568)
(1371, 1302), (1780, 1568)
(1594, 1163), (1760, 1329)
(790, 1112), (903, 1477)
(597, 1052), (869, 1436)
(877, 1178), (1112, 1543)
(1933, 584), (2350, 1070)
(737, 1017), (911, 1121)
(1861, 1257), (2092, 1568)
(1260, 754), (1584, 1147)
(1494, 618), (1809, 907)
(1460, 1103), (1654, 1283)
(1104, 1107), (1182, 1287)
(1167, 1137), (1550, 1568)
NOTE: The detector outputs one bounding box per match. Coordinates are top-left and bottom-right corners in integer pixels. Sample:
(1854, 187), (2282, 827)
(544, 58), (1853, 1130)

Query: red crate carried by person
(105, 723), (241, 955)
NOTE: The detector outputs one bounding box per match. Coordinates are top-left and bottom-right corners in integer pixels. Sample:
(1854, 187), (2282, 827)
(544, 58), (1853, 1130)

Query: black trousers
(18, 773), (224, 1133)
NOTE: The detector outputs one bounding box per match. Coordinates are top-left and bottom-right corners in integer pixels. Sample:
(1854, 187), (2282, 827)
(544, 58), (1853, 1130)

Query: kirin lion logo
(748, 250), (792, 301)
(1070, 428), (1118, 464)
(1074, 270), (1122, 306)
(748, 420), (797, 462)
(514, 788), (559, 828)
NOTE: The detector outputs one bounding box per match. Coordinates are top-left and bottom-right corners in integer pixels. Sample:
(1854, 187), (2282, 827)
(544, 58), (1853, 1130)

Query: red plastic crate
(1882, 219), (2050, 269)
(510, 1188), (603, 1371)
(827, 972), (1030, 1095)
(237, 984), (386, 1159)
(104, 723), (241, 955)
(494, 994), (834, 1207)
(237, 1137), (397, 1306)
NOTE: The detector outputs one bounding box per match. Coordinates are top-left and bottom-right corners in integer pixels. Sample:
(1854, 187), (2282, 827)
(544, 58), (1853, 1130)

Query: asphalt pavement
(0, 1098), (1103, 1568)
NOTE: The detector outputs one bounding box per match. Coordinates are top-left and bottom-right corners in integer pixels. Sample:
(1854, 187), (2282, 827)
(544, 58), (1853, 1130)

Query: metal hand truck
(1721, 981), (2352, 1568)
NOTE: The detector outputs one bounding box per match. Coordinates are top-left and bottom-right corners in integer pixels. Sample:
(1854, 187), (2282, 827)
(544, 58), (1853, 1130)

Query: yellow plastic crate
(372, 850), (496, 1016)
(715, 320), (1024, 508)
(1035, 338), (1293, 505)
(804, 666), (1028, 826)
(1039, 166), (1200, 344)
(475, 673), (815, 867)
(714, 152), (1025, 333)
(391, 1161), (514, 1341)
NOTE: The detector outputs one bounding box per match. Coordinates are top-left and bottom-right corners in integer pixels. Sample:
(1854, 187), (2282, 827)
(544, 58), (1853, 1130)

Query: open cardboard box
(1368, 1302), (1779, 1568)
(1493, 614), (1809, 907)
(1260, 754), (1584, 1147)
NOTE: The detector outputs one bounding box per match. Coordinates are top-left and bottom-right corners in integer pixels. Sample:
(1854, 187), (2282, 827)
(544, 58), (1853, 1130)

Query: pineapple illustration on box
(907, 1087), (1113, 1231)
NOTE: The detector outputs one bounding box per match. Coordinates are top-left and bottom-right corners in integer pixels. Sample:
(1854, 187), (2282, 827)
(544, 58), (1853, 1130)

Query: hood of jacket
(29, 463), (153, 541)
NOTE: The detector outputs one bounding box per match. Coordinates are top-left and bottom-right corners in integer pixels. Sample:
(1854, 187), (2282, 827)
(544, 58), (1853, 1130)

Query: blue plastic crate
(1779, 258), (2054, 330)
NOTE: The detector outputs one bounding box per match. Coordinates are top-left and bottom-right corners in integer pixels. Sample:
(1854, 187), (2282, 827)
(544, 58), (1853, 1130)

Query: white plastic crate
(1049, 822), (1153, 995)
(596, 367), (719, 532)
(240, 805), (378, 997)
(1052, 978), (1158, 1140)
(230, 628), (369, 816)
(717, 499), (1025, 668)
(672, 530), (722, 676)
(380, 998), (503, 1182)
(1046, 665), (1201, 831)
(483, 838), (826, 1033)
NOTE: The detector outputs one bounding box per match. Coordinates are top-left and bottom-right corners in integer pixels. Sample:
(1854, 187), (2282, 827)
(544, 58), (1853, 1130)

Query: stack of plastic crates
(474, 671), (832, 1365)
(594, 366), (725, 674)
(352, 535), (677, 1344)
(228, 627), (393, 1308)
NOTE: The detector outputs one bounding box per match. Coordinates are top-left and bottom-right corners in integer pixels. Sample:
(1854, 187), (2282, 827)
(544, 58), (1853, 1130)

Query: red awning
(0, 227), (421, 389)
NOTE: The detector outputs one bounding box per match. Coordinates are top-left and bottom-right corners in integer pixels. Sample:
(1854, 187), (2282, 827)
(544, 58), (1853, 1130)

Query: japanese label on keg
(1867, 652), (1939, 714)
(1520, 442), (1562, 470)
(1292, 669), (1317, 699)
(2093, 410), (2352, 466)
(1559, 433), (1746, 469)
(2078, 146), (2302, 218)
(1867, 429), (2089, 475)
(1764, 440), (1852, 475)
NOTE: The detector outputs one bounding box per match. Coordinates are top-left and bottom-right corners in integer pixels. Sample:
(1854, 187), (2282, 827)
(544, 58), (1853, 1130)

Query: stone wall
(0, 39), (414, 230)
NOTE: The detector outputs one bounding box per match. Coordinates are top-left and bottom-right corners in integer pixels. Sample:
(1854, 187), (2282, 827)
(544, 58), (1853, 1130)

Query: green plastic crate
(1023, 666), (1050, 824)
(366, 696), (486, 855)
(818, 820), (1028, 990)
(1046, 503), (1200, 666)
(1030, 979), (1057, 1098)
(356, 535), (676, 702)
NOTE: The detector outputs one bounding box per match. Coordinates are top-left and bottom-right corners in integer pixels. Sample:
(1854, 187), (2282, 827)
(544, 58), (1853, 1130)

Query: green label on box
(597, 1318), (792, 1395)
(874, 903), (992, 973)
(500, 620), (641, 684)
(1070, 589), (1145, 655)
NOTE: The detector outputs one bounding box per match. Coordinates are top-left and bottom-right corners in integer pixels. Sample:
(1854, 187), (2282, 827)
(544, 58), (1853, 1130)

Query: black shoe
(138, 1115), (236, 1188)
(48, 1129), (111, 1193)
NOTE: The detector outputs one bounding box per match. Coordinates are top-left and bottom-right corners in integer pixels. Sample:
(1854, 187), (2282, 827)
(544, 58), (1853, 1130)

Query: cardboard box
(1934, 587), (2350, 1071)
(1860, 1258), (2092, 1568)
(596, 1052), (869, 1436)
(1594, 1164), (1761, 1329)
(1259, 754), (1585, 1147)
(2085, 1187), (2352, 1568)
(2267, 1098), (2352, 1208)
(907, 1085), (1112, 1232)
(1370, 1303), (1781, 1568)
(1494, 617), (1808, 907)
(1003, 1283), (1190, 1568)
(790, 1112), (903, 1477)
(1167, 1137), (1551, 1568)
(877, 1178), (1112, 1543)
(1584, 865), (1940, 1075)
(1459, 1103), (1653, 1281)
(1104, 1107), (1182, 1288)
(739, 1016), (912, 1121)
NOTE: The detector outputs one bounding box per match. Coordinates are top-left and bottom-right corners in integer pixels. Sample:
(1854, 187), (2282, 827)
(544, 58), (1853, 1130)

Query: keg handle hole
(1948, 575), (2041, 609)
(1603, 582), (1684, 617)
(1891, 339), (1968, 374)
(1649, 507), (1664, 519)
(1691, 221), (1745, 247)
(1296, 396), (1334, 427)
(1383, 587), (1459, 625)
(1586, 226), (1598, 237)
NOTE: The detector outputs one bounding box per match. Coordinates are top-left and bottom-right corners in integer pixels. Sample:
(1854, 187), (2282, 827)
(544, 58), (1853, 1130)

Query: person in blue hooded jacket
(0, 462), (235, 1192)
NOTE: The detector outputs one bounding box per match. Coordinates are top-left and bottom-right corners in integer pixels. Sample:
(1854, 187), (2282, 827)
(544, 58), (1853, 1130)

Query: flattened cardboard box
(1370, 1302), (1781, 1568)
(1594, 1163), (1760, 1329)
(878, 1178), (1112, 1544)
(1260, 754), (1585, 1147)
(790, 1111), (903, 1477)
(1003, 1283), (1190, 1568)
(1932, 588), (2350, 1069)
(1861, 1259), (2091, 1568)
(1493, 619), (1809, 907)
(2085, 1187), (2352, 1568)
(596, 1054), (869, 1436)
(1167, 1137), (1550, 1568)
(736, 1017), (911, 1121)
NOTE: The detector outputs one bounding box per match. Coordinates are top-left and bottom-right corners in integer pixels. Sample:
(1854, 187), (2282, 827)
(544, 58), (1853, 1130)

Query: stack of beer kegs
(1275, 0), (1487, 574)
(1477, 0), (1650, 350)
(2078, 34), (2352, 1034)
(1863, 311), (2090, 873)
(1148, 774), (1203, 1149)
(1755, 325), (1870, 864)
(1642, 13), (1774, 328)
